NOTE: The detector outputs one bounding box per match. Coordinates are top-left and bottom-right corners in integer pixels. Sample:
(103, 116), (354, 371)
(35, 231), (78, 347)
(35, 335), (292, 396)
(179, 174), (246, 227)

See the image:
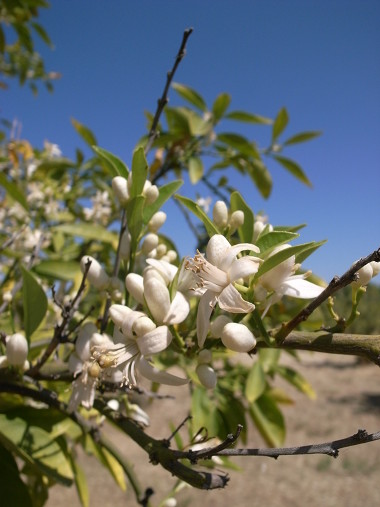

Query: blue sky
(4, 0), (380, 283)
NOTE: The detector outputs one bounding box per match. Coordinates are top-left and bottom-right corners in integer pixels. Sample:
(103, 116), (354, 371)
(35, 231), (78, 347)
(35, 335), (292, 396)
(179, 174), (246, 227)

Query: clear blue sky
(4, 0), (380, 283)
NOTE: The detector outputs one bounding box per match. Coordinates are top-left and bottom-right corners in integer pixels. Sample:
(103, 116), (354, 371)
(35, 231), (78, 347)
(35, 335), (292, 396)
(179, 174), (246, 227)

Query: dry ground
(47, 352), (380, 507)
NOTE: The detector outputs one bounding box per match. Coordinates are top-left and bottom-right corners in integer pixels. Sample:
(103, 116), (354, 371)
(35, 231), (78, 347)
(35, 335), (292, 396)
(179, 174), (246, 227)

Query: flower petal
(164, 291), (190, 324)
(206, 235), (231, 266)
(144, 277), (171, 325)
(229, 256), (261, 281)
(197, 290), (217, 347)
(281, 278), (324, 299)
(219, 243), (260, 272)
(137, 326), (172, 356)
(137, 357), (188, 386)
(218, 284), (255, 313)
(146, 258), (178, 283)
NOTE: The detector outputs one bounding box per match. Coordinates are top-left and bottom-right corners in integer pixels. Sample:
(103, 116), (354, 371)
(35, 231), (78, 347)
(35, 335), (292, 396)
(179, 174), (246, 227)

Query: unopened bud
(80, 256), (109, 290)
(112, 176), (129, 204)
(6, 333), (28, 366)
(148, 211), (167, 232)
(141, 233), (159, 255)
(125, 273), (145, 304)
(352, 263), (373, 287)
(119, 230), (131, 259)
(198, 349), (212, 364)
(133, 316), (156, 337)
(221, 323), (256, 352)
(196, 364), (217, 389)
(213, 201), (228, 228)
(209, 315), (232, 338)
(229, 210), (244, 232)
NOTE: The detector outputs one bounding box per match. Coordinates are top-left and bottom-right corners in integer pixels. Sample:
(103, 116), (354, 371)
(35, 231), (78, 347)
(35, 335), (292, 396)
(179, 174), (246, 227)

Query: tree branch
(145, 28), (193, 156)
(275, 247), (380, 343)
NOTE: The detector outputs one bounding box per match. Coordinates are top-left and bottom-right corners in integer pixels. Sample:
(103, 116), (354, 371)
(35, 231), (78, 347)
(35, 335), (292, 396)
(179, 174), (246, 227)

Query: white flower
(96, 305), (188, 387)
(258, 244), (324, 316)
(185, 235), (262, 347)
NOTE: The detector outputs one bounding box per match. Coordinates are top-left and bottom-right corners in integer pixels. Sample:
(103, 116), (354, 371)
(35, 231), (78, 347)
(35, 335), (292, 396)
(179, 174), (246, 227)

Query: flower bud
(80, 256), (109, 290)
(196, 364), (217, 389)
(352, 263), (373, 287)
(141, 233), (159, 255)
(198, 349), (213, 364)
(125, 273), (145, 304)
(221, 323), (256, 352)
(148, 211), (167, 232)
(112, 176), (129, 204)
(229, 210), (244, 232)
(119, 230), (131, 259)
(155, 244), (168, 258)
(213, 201), (228, 228)
(144, 185), (159, 204)
(109, 304), (133, 329)
(165, 250), (178, 262)
(209, 315), (232, 338)
(370, 261), (380, 278)
(143, 277), (170, 324)
(6, 333), (28, 366)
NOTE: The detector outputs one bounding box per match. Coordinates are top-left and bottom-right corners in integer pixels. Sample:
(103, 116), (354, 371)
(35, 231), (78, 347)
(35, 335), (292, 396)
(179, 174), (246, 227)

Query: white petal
(219, 243), (260, 272)
(229, 256), (261, 281)
(218, 284), (255, 313)
(281, 278), (324, 299)
(125, 273), (145, 304)
(164, 291), (190, 324)
(146, 258), (177, 283)
(144, 277), (171, 324)
(137, 357), (188, 386)
(197, 290), (217, 347)
(137, 326), (172, 356)
(206, 235), (231, 267)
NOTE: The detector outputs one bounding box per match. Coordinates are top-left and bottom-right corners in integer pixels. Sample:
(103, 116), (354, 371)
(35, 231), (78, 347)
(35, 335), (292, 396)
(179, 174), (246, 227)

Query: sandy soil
(47, 352), (380, 507)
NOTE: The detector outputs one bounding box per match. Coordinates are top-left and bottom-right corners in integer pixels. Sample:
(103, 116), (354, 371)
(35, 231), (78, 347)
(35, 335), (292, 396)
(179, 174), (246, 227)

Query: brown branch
(145, 28), (193, 156)
(275, 247), (380, 343)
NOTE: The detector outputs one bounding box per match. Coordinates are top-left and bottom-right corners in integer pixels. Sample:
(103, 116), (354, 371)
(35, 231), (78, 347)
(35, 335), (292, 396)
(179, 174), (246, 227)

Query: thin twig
(275, 247), (380, 343)
(165, 415), (192, 445)
(145, 28), (193, 156)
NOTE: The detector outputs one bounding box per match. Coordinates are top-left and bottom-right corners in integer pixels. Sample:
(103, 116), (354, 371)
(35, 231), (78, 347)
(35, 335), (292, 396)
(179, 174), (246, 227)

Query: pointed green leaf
(275, 365), (316, 399)
(34, 260), (81, 281)
(0, 173), (28, 210)
(230, 191), (254, 243)
(53, 223), (118, 245)
(31, 22), (53, 47)
(71, 118), (97, 147)
(165, 107), (191, 136)
(100, 447), (127, 491)
(92, 146), (129, 179)
(245, 362), (267, 403)
(126, 195), (145, 251)
(249, 393), (285, 447)
(259, 348), (281, 373)
(273, 155), (312, 187)
(175, 195), (219, 237)
(257, 241), (322, 277)
(256, 231), (299, 253)
(69, 455), (89, 507)
(212, 93), (231, 122)
(246, 159), (272, 198)
(272, 107), (289, 142)
(22, 267), (48, 342)
(188, 156), (204, 184)
(284, 131), (322, 146)
(217, 133), (259, 158)
(172, 82), (207, 112)
(130, 147), (148, 197)
(226, 110), (273, 125)
(143, 179), (183, 223)
(295, 239), (327, 264)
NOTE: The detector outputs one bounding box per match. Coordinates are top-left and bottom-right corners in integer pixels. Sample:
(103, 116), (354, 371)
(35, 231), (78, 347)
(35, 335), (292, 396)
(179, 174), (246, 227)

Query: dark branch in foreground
(275, 247), (380, 343)
(145, 27), (193, 156)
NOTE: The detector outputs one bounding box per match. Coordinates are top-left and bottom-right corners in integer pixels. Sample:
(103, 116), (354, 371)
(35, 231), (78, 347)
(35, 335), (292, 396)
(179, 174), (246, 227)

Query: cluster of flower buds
(112, 175), (159, 206)
(212, 200), (244, 234)
(352, 260), (380, 288)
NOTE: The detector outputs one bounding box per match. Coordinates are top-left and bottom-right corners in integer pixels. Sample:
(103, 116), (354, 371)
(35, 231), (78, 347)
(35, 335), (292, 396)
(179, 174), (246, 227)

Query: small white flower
(186, 235), (262, 347)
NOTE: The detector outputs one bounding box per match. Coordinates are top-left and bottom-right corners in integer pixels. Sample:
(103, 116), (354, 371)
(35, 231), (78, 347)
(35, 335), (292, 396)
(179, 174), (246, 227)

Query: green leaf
(217, 133), (259, 158)
(275, 365), (316, 399)
(0, 443), (33, 507)
(22, 267), (48, 342)
(69, 455), (89, 507)
(226, 110), (273, 125)
(165, 107), (191, 136)
(126, 195), (145, 251)
(172, 82), (207, 112)
(31, 22), (52, 47)
(230, 191), (254, 243)
(273, 155), (312, 187)
(130, 147), (148, 197)
(245, 362), (267, 403)
(142, 179), (183, 224)
(295, 239), (327, 264)
(259, 348), (281, 373)
(53, 222), (118, 245)
(188, 156), (204, 184)
(212, 93), (231, 122)
(246, 159), (272, 198)
(249, 393), (285, 447)
(92, 146), (129, 179)
(71, 118), (98, 147)
(34, 260), (81, 281)
(100, 447), (127, 491)
(175, 195), (219, 237)
(255, 231), (299, 253)
(191, 386), (224, 436)
(0, 26), (5, 53)
(272, 107), (289, 142)
(34, 158), (76, 176)
(0, 172), (28, 210)
(284, 131), (322, 146)
(257, 241), (323, 278)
